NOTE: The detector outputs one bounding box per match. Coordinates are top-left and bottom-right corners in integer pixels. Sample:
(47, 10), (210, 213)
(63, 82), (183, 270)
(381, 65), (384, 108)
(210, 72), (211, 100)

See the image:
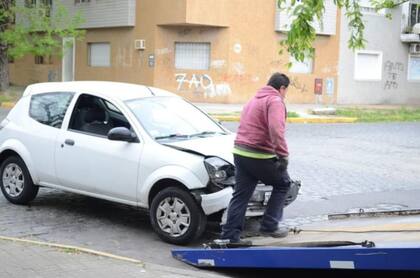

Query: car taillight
(0, 119), (10, 130)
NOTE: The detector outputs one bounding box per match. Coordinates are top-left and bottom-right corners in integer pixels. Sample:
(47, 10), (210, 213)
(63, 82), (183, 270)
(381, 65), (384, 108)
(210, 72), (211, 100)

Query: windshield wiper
(154, 134), (190, 140)
(189, 131), (227, 137)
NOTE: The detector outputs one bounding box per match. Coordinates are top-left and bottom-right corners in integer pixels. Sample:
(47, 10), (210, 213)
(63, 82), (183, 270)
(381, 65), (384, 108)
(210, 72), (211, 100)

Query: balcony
(58, 0), (136, 29)
(401, 1), (420, 43)
(401, 32), (420, 43)
(156, 0), (229, 27)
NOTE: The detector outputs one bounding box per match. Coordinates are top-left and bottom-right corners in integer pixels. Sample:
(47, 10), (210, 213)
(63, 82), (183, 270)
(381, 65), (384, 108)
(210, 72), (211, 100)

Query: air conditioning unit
(409, 43), (420, 54)
(134, 39), (146, 50)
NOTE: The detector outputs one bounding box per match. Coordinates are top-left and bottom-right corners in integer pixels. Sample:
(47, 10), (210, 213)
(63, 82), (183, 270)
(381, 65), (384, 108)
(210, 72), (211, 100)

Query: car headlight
(204, 157), (235, 189)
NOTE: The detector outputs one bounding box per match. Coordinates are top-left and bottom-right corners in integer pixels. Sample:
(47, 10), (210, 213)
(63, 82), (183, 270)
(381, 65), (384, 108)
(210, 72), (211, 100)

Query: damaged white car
(0, 81), (299, 244)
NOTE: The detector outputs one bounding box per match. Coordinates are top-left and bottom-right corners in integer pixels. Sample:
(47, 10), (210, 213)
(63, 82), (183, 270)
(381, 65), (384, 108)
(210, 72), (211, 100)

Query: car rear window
(29, 92), (74, 129)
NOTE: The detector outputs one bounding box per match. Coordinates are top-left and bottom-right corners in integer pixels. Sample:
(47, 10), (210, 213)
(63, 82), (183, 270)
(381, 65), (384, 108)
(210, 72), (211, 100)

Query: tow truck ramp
(172, 212), (420, 271)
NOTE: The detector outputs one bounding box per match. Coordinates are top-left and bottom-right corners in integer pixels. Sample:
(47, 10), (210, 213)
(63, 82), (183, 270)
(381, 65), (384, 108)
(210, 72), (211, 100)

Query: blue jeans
(220, 154), (291, 242)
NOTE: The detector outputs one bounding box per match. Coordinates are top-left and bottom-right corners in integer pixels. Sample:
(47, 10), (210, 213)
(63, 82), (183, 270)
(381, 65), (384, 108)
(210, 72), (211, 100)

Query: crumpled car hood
(164, 134), (235, 164)
(165, 133), (302, 208)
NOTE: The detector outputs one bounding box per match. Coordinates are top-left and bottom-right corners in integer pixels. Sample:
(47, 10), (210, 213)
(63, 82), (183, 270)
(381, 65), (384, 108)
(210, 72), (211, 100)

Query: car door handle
(64, 139), (75, 146)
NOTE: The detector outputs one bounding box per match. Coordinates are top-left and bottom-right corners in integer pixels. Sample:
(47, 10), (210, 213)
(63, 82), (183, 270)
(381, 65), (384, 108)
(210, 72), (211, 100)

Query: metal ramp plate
(172, 245), (420, 270)
(172, 214), (420, 270)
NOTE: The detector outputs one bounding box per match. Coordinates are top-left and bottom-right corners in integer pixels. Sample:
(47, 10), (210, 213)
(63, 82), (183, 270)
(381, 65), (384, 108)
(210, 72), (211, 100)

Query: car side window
(69, 94), (131, 137)
(29, 92), (74, 129)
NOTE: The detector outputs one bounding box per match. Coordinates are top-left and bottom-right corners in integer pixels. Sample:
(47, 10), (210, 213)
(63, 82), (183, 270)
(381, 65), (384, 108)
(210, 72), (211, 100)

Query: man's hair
(267, 73), (290, 90)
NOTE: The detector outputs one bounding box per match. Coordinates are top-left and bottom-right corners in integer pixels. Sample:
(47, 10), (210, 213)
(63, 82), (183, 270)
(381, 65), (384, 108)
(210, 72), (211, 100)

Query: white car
(0, 81), (299, 244)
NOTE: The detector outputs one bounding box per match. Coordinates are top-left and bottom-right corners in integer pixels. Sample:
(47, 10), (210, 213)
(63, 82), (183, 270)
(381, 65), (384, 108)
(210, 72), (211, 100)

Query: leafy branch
(277, 0), (407, 62)
(0, 2), (85, 59)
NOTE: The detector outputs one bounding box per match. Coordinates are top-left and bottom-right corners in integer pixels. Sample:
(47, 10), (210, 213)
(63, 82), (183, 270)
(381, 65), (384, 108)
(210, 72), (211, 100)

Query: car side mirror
(107, 127), (138, 143)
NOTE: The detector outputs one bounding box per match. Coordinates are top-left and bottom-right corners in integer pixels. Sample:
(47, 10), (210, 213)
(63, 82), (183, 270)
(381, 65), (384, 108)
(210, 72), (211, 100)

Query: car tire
(150, 187), (207, 245)
(0, 156), (39, 205)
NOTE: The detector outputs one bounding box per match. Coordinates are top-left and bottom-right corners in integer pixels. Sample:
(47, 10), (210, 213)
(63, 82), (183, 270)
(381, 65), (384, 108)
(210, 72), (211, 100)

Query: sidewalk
(194, 103), (358, 123)
(0, 237), (226, 278)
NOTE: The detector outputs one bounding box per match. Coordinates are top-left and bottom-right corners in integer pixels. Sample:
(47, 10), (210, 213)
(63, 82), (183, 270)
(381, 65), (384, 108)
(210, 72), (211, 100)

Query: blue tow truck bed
(172, 212), (420, 271)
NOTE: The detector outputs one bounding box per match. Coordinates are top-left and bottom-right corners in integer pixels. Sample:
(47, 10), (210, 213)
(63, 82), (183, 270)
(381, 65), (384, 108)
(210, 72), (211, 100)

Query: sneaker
(259, 227), (289, 238)
(208, 238), (253, 248)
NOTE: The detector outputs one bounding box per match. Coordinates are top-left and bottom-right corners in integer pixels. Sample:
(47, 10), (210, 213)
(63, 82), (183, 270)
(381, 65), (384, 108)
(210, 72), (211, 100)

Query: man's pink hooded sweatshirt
(235, 86), (289, 158)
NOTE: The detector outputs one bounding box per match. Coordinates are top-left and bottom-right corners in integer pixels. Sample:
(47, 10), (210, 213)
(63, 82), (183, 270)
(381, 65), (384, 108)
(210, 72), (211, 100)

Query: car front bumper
(200, 185), (272, 216)
(200, 187), (233, 215)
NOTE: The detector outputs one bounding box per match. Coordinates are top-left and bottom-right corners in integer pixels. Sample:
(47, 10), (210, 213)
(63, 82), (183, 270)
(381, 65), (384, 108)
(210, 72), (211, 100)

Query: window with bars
(35, 56), (44, 65)
(24, 0), (36, 8)
(24, 0), (52, 17)
(410, 4), (420, 27)
(25, 0), (52, 7)
(175, 42), (211, 70)
(75, 0), (91, 4)
(34, 55), (52, 65)
(88, 42), (111, 67)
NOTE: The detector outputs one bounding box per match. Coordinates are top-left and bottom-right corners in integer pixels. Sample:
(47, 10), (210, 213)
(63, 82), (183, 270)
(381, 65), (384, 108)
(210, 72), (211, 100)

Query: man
(220, 72), (292, 244)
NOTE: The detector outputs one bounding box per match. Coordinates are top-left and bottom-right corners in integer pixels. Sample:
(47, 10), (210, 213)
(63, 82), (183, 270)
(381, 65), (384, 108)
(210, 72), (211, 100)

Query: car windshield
(126, 97), (226, 141)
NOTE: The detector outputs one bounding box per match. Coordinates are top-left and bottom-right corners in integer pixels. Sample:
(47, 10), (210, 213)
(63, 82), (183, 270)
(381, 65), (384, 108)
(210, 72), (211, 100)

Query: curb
(0, 102), (16, 109)
(0, 235), (145, 267)
(211, 114), (358, 123)
(0, 235), (225, 278)
(287, 117), (358, 124)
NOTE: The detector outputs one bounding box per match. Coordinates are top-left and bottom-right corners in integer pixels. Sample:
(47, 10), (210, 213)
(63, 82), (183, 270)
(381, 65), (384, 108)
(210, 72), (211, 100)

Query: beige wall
(74, 0), (158, 85)
(155, 0), (228, 27)
(9, 55), (61, 86)
(153, 0), (341, 104)
(10, 0), (341, 104)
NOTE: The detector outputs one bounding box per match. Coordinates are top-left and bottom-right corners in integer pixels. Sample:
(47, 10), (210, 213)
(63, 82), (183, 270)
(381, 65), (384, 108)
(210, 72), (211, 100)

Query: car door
(24, 92), (75, 185)
(54, 93), (142, 204)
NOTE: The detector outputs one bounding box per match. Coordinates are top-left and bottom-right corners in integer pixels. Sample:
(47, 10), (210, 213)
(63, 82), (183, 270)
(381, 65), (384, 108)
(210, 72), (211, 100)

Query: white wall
(338, 6), (420, 105)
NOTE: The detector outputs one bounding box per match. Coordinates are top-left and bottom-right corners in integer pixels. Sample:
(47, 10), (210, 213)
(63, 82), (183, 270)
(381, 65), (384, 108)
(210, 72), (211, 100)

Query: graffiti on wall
(290, 76), (308, 93)
(48, 70), (58, 82)
(116, 47), (133, 67)
(211, 60), (226, 69)
(175, 73), (232, 98)
(384, 60), (404, 90)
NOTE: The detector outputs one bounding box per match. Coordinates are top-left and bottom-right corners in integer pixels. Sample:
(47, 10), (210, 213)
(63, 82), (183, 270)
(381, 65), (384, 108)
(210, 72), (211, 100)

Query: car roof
(23, 81), (177, 101)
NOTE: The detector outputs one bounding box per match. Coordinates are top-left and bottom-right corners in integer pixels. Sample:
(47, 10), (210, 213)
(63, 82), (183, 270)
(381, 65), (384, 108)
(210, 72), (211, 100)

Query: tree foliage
(0, 1), (84, 90)
(277, 0), (408, 62)
(0, 1), (84, 59)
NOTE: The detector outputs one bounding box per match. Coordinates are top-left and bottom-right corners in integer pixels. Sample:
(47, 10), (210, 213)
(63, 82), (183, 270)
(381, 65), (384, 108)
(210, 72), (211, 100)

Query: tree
(0, 0), (84, 91)
(277, 0), (408, 63)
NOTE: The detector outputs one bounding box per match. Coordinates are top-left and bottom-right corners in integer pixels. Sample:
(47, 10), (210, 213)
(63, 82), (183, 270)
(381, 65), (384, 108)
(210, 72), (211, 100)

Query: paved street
(225, 122), (420, 226)
(0, 105), (420, 274)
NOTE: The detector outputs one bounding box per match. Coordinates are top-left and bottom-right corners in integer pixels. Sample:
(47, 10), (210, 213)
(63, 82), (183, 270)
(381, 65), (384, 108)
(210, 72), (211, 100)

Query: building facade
(9, 0), (341, 104)
(338, 0), (420, 104)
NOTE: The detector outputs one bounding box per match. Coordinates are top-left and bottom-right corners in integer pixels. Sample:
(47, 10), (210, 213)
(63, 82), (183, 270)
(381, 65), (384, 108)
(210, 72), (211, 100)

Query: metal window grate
(88, 42), (111, 67)
(175, 42), (210, 70)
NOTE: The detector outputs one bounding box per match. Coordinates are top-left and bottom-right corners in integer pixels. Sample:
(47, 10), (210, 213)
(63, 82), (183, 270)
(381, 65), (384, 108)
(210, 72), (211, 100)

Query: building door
(62, 37), (75, 81)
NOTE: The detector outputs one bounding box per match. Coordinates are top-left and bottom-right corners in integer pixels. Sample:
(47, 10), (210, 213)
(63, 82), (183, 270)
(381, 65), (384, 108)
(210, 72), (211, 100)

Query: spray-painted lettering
(384, 60), (404, 90)
(175, 73), (232, 97)
(290, 76), (307, 93)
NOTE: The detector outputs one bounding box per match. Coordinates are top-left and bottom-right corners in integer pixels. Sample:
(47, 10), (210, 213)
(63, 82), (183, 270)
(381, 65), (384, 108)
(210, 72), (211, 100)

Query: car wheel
(0, 156), (38, 205)
(150, 187), (207, 245)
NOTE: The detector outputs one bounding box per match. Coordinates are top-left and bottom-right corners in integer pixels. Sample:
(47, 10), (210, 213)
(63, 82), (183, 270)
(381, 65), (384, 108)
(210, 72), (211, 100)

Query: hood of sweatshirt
(255, 86), (283, 99)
